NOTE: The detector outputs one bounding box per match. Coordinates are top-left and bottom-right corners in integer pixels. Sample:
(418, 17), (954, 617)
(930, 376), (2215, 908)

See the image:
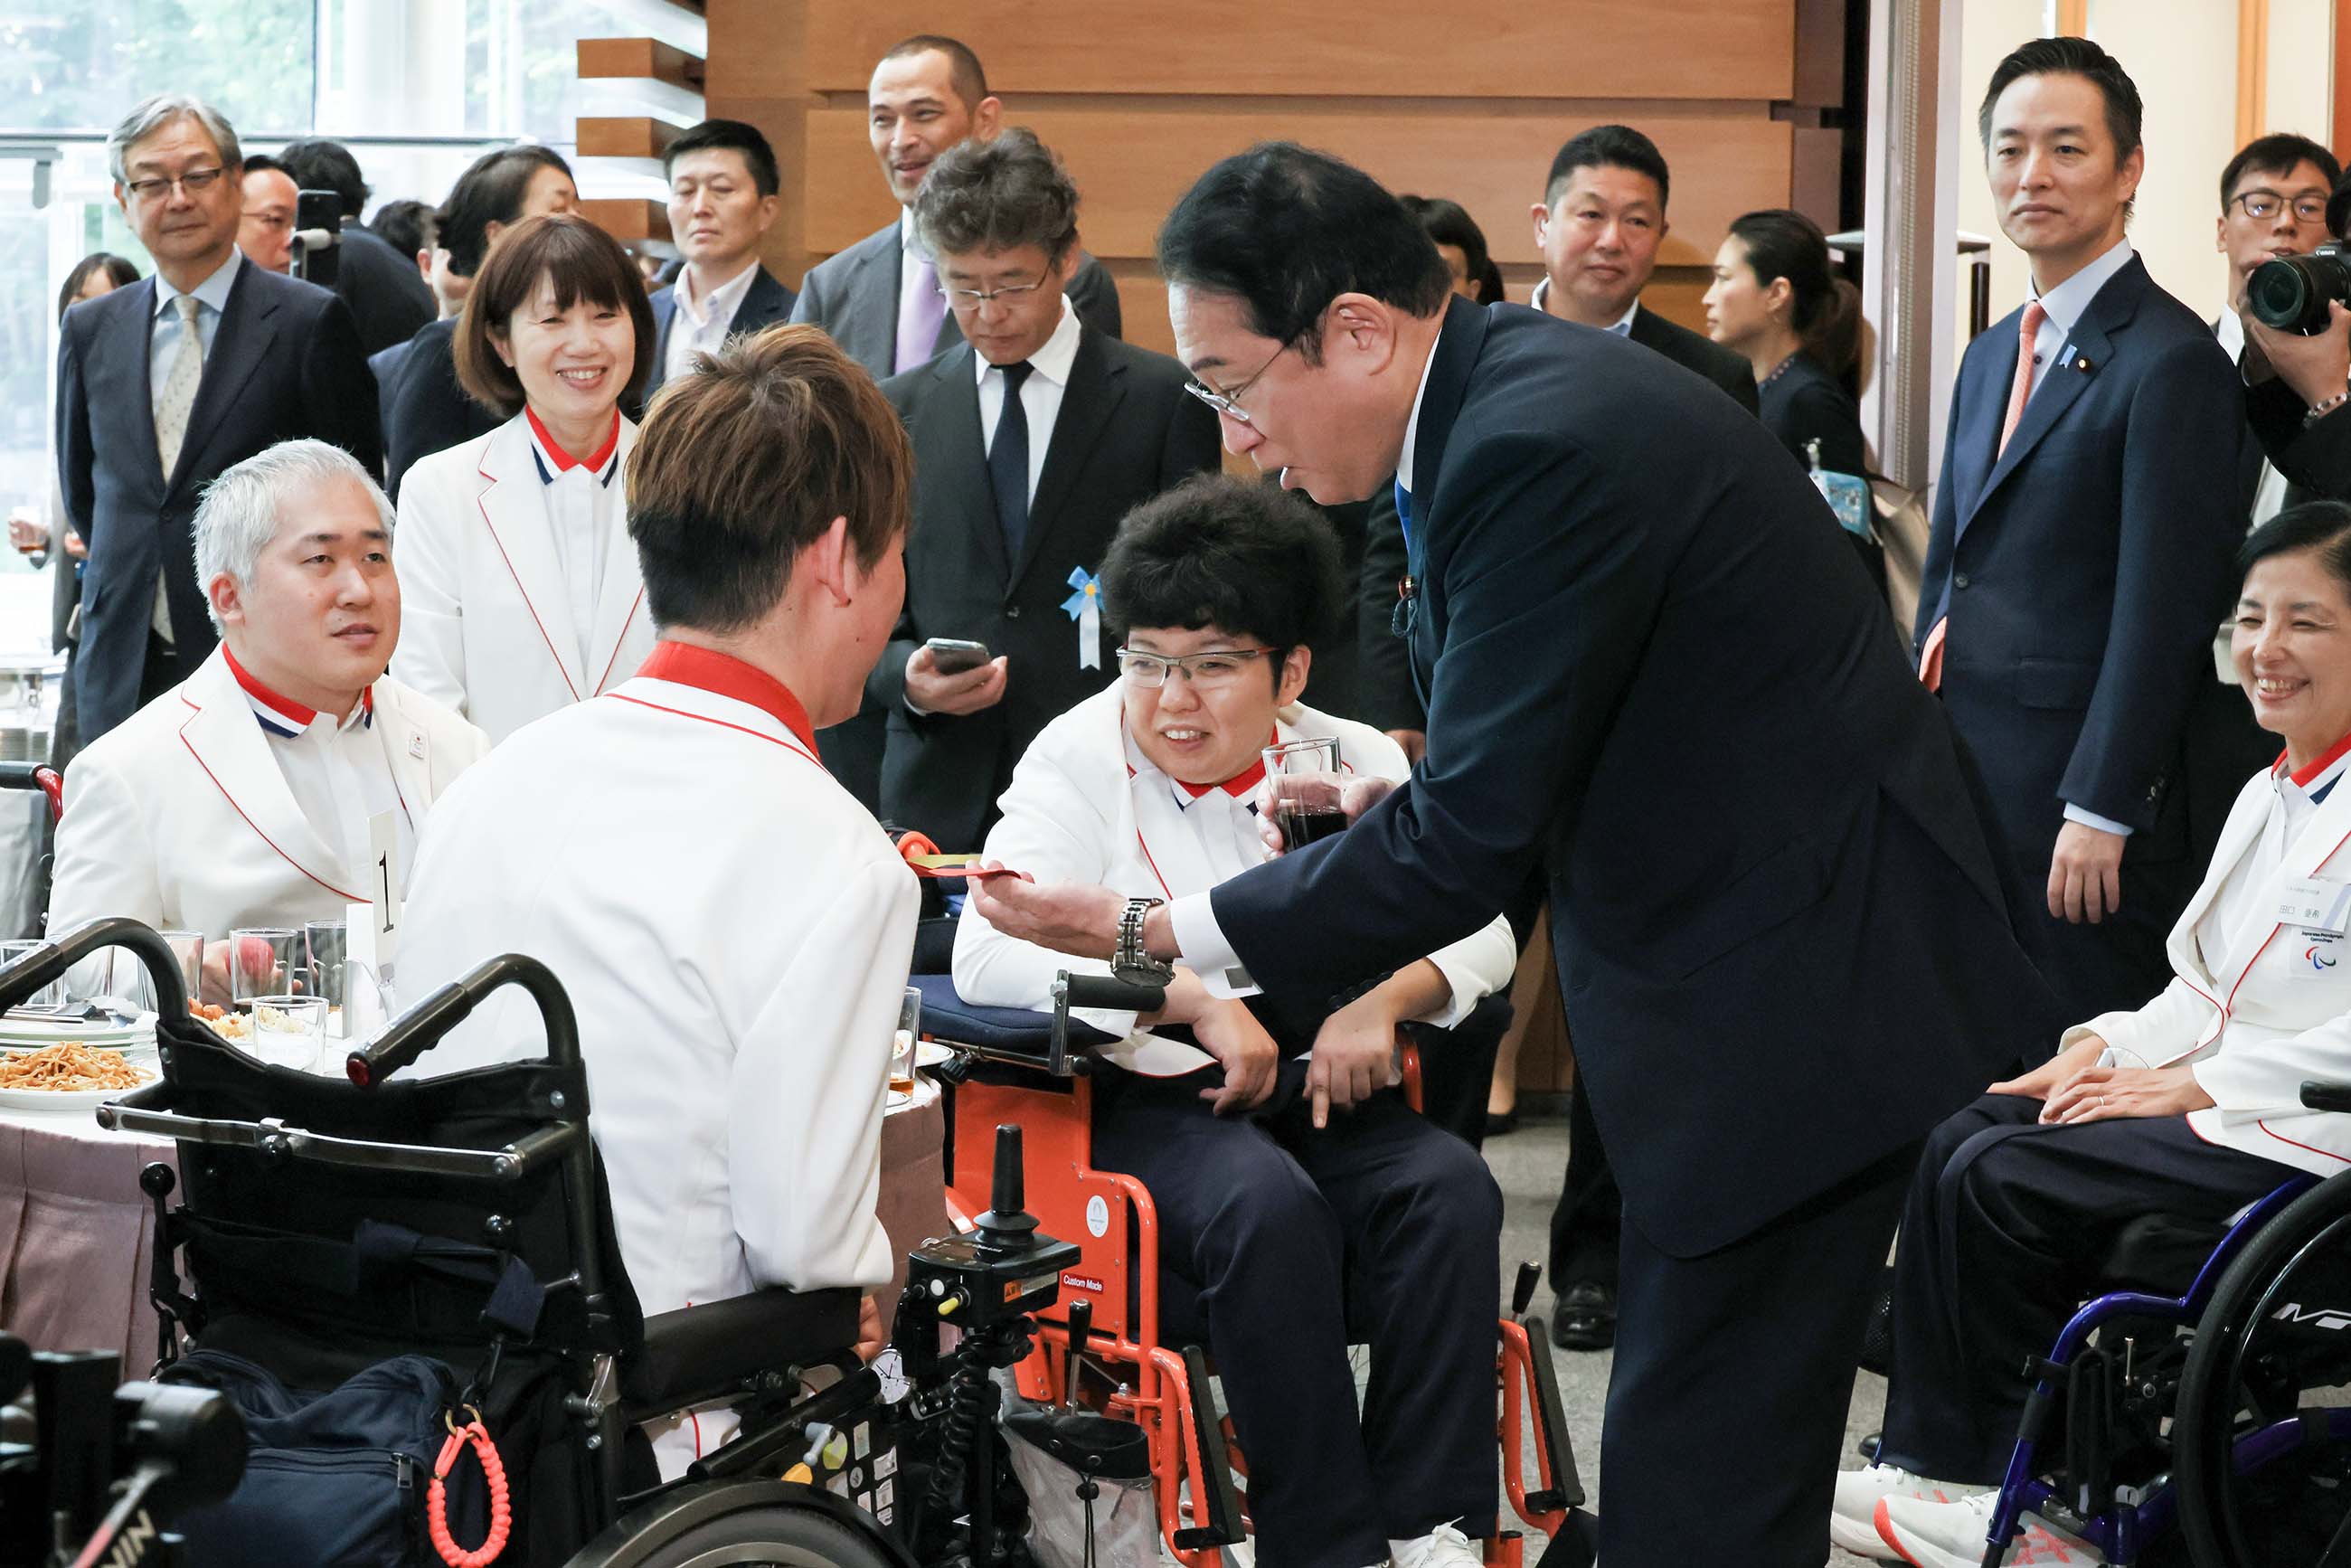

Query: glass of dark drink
(1263, 737), (1348, 850)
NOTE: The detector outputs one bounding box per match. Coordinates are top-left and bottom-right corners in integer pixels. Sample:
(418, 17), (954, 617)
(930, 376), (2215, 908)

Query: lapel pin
(2075, 356), (2093, 373)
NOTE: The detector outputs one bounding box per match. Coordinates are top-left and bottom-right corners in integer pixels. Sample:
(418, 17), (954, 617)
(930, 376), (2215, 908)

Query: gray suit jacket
(788, 218), (1123, 380)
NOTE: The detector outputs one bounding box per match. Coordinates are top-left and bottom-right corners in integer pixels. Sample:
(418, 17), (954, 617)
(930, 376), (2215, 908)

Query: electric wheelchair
(908, 967), (1592, 1568)
(0, 918), (1089, 1568)
(1926, 1081), (2351, 1568)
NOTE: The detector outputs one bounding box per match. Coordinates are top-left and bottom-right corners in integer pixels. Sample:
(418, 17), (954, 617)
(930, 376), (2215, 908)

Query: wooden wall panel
(804, 105), (1794, 270)
(797, 0), (1796, 101)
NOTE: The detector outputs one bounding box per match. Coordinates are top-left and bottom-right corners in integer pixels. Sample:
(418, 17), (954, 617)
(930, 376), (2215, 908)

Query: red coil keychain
(428, 1406), (511, 1568)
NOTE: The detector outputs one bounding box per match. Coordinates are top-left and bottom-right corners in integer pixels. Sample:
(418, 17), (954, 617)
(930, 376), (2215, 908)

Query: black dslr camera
(0, 1337), (244, 1568)
(2248, 243), (2351, 334)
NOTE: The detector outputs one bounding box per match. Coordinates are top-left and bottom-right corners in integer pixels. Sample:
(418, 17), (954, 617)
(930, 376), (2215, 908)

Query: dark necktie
(990, 360), (1034, 562)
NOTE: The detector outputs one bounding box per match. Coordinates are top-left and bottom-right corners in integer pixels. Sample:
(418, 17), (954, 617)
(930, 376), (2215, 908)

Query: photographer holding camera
(2237, 150), (2351, 505)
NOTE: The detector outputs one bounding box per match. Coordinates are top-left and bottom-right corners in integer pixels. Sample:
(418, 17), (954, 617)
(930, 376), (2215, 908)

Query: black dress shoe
(1551, 1280), (1617, 1352)
(1484, 1110), (1519, 1138)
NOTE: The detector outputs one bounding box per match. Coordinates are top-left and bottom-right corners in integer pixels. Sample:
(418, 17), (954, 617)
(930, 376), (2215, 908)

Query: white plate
(0, 1066), (158, 1113)
(0, 1017), (154, 1051)
(915, 1042), (960, 1070)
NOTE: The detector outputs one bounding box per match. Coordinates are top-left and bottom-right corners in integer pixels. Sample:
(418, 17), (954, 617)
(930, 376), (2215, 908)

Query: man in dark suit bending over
(59, 92), (381, 748)
(876, 128), (1218, 854)
(971, 143), (2061, 1566)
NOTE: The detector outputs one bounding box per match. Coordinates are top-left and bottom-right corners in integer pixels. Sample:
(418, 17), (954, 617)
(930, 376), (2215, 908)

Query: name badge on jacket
(2280, 876), (2351, 935)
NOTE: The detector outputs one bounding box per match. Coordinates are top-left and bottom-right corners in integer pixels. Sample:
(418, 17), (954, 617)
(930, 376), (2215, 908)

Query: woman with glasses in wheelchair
(1841, 498), (2351, 1568)
(955, 473), (1515, 1568)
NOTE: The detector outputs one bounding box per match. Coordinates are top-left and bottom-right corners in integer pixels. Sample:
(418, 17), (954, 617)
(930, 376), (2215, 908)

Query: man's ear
(206, 571), (244, 630)
(1528, 200), (1551, 247)
(972, 94), (1006, 141)
(1326, 293), (1399, 373)
(1276, 644), (1312, 707)
(805, 515), (855, 606)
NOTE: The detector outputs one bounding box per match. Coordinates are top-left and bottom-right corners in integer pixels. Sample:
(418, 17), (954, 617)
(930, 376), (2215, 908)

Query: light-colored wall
(1954, 0), (2334, 356)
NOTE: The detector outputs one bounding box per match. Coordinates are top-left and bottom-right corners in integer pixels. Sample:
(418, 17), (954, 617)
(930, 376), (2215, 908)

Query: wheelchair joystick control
(974, 1124), (1040, 1251)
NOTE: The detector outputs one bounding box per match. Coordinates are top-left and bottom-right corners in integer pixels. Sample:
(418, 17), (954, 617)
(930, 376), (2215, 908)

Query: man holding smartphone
(873, 129), (1217, 851)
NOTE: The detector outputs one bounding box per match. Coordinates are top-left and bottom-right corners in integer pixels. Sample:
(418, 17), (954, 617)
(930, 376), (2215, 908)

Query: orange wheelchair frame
(920, 975), (1590, 1567)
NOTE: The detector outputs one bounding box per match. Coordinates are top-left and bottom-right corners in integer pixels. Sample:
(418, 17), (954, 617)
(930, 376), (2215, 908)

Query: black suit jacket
(57, 260), (382, 742)
(381, 317), (499, 501)
(870, 328), (1221, 850)
(645, 265), (798, 395)
(1629, 303), (1761, 414)
(1354, 301), (1765, 733)
(1917, 257), (2244, 878)
(790, 219), (1123, 380)
(1209, 298), (2060, 1257)
(332, 225), (436, 357)
(2245, 373), (2351, 502)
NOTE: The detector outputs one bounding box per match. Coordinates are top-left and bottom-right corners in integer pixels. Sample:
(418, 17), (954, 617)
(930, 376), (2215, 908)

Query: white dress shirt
(1527, 277), (1638, 336)
(522, 408), (622, 681)
(975, 297), (1081, 504)
(147, 250), (242, 638)
(2215, 307), (2295, 528)
(229, 647), (415, 893)
(663, 260), (761, 385)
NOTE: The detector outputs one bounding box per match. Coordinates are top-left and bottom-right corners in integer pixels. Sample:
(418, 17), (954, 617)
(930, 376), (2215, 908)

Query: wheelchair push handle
(1057, 973), (1167, 1014)
(0, 917), (188, 1022)
(0, 760), (62, 821)
(2303, 1079), (2351, 1115)
(345, 952), (581, 1089)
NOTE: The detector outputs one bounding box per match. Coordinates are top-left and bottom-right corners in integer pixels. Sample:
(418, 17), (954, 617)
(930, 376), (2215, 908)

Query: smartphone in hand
(924, 638), (992, 675)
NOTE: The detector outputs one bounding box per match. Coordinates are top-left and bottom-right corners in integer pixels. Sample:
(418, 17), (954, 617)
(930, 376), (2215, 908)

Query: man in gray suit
(790, 33), (1122, 382)
(792, 33), (1124, 808)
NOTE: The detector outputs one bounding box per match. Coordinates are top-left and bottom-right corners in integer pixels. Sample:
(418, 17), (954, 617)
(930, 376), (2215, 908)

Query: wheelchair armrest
(620, 1286), (864, 1417)
(2304, 1081), (2351, 1115)
(910, 974), (1119, 1068)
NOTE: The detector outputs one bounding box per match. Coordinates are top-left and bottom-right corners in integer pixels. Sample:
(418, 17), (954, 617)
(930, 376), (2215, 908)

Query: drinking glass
(891, 987), (921, 1107)
(1261, 737), (1348, 850)
(306, 920), (349, 1014)
(0, 939), (64, 1010)
(241, 995), (326, 1072)
(158, 930), (203, 1004)
(229, 928), (299, 1005)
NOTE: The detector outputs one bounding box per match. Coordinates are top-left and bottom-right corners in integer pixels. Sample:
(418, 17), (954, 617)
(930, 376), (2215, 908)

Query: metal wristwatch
(1112, 896), (1174, 987)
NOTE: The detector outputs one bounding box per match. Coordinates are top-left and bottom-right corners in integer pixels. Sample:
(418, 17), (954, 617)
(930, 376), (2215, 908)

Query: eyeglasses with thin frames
(2230, 190), (2331, 225)
(1115, 646), (1278, 690)
(1183, 340), (1294, 426)
(123, 167), (227, 204)
(936, 271), (1051, 309)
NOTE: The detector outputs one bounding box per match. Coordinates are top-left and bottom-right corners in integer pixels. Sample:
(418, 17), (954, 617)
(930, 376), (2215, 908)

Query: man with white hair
(58, 91), (382, 755)
(48, 439), (486, 1001)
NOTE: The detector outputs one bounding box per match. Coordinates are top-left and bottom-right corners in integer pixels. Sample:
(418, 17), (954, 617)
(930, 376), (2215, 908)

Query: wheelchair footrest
(1171, 1344), (1246, 1550)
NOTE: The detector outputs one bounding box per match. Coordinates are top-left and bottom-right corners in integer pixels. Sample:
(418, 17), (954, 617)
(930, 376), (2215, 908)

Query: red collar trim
(524, 405), (622, 473)
(1174, 728), (1279, 800)
(2280, 729), (2351, 788)
(222, 643), (369, 727)
(637, 641), (817, 754)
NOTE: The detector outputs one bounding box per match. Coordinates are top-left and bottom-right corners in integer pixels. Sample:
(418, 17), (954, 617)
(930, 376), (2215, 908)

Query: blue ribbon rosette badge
(1062, 567), (1102, 670)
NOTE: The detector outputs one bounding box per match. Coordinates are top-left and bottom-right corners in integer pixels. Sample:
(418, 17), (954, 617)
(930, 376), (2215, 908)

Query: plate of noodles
(0, 1042), (157, 1110)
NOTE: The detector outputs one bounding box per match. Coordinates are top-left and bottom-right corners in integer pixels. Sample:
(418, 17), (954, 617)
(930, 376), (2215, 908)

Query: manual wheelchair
(0, 917), (1099, 1568)
(908, 966), (1591, 1568)
(1924, 1078), (2351, 1568)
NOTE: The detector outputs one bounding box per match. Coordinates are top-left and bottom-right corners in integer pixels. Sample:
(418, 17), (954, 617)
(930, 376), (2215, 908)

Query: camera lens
(2249, 247), (2351, 334)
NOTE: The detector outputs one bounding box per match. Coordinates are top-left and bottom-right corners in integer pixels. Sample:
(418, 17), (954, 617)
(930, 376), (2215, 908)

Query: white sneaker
(1832, 1463), (1981, 1559)
(1874, 1490), (2105, 1568)
(1388, 1522), (1482, 1567)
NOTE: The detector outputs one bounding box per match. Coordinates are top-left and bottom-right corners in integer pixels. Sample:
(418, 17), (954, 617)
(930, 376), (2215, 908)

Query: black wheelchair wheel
(595, 1506), (899, 1568)
(2173, 1167), (2351, 1568)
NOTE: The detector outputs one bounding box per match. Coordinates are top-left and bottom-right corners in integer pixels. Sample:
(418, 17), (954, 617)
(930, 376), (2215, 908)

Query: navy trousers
(1089, 1067), (1502, 1568)
(1878, 1094), (2291, 1484)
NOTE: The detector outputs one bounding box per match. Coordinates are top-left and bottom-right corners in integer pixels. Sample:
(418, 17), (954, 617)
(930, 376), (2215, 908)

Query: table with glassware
(0, 942), (949, 1364)
(0, 654), (63, 941)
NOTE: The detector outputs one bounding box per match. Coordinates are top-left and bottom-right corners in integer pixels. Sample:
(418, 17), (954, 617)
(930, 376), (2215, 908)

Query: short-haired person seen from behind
(647, 118), (796, 397)
(1530, 124), (1758, 411)
(1704, 207), (1881, 586)
(958, 474), (1514, 1568)
(969, 142), (2063, 1568)
(391, 213), (658, 744)
(47, 439), (486, 1002)
(874, 128), (1220, 855)
(400, 325), (918, 1478)
(275, 137), (439, 357)
(61, 92), (383, 751)
(1849, 500), (2351, 1568)
(380, 145), (577, 498)
(234, 153), (297, 274)
(1913, 39), (2246, 1028)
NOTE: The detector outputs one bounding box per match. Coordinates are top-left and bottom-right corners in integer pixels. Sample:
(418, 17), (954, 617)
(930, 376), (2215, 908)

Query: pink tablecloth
(0, 1079), (950, 1366)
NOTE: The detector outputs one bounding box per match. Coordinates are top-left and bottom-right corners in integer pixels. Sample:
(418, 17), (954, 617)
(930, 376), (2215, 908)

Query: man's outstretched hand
(968, 870), (1126, 959)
